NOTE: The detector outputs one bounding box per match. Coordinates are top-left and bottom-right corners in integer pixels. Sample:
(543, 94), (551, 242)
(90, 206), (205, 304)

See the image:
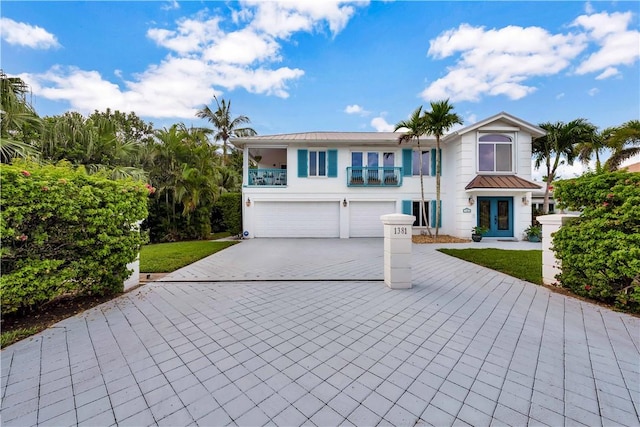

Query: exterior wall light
(468, 196), (475, 205)
(246, 197), (251, 207)
(522, 196), (529, 206)
(343, 198), (348, 207)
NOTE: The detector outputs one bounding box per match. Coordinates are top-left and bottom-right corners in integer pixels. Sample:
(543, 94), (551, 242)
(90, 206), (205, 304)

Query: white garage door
(254, 201), (340, 238)
(349, 201), (396, 237)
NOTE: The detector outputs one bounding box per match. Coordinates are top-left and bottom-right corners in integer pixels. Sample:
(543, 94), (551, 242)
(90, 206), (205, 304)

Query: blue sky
(2, 1), (639, 177)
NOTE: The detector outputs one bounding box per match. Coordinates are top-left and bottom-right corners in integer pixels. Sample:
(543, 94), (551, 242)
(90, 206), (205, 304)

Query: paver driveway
(2, 239), (639, 426)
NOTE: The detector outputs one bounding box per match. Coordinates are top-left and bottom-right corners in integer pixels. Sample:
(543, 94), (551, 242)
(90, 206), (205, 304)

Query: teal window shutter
(402, 149), (412, 176)
(430, 200), (442, 227)
(438, 148), (442, 175)
(430, 149), (436, 176)
(327, 149), (338, 177)
(402, 200), (412, 215)
(298, 149), (308, 177)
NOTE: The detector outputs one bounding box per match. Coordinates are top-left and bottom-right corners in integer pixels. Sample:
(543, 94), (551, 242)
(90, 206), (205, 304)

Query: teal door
(477, 197), (513, 237)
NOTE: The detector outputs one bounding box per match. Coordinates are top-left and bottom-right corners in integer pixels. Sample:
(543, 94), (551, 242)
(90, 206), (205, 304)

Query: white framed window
(478, 133), (514, 172)
(309, 150), (327, 177)
(412, 150), (430, 175)
(351, 151), (395, 167)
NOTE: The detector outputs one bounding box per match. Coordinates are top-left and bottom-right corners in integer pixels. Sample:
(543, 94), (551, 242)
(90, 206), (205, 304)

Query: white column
(381, 213), (415, 289)
(537, 213), (579, 286)
(124, 220), (143, 291)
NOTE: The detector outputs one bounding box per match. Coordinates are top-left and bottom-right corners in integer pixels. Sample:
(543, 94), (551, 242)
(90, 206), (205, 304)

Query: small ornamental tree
(1, 161), (150, 314)
(552, 171), (640, 312)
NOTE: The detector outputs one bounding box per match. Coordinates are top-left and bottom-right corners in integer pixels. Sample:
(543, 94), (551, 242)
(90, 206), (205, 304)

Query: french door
(477, 197), (513, 237)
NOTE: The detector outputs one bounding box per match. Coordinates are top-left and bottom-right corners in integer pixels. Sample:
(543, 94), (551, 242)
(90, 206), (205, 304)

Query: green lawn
(140, 240), (237, 273)
(437, 248), (542, 285)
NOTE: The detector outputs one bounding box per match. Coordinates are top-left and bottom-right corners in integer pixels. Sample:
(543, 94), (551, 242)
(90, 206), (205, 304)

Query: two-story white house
(233, 112), (544, 240)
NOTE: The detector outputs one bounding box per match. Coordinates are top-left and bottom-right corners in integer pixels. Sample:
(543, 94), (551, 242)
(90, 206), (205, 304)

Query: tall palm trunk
(435, 135), (441, 238)
(417, 138), (432, 237)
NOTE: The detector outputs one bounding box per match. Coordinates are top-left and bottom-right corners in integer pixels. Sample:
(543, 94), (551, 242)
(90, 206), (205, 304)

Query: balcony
(347, 167), (402, 187)
(248, 168), (287, 186)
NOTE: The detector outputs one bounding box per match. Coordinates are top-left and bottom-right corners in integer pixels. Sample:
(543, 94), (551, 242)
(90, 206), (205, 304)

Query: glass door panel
(477, 197), (513, 237)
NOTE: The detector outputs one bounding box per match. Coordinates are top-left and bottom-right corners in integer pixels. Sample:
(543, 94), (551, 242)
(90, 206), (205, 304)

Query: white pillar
(381, 213), (415, 289)
(124, 220), (143, 291)
(537, 213), (579, 286)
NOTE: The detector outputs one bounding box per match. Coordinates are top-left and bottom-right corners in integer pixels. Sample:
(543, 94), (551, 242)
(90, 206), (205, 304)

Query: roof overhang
(465, 175), (543, 191)
(443, 112), (546, 144)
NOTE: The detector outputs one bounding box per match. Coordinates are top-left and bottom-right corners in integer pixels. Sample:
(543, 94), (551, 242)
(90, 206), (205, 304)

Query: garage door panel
(255, 202), (339, 238)
(350, 202), (396, 237)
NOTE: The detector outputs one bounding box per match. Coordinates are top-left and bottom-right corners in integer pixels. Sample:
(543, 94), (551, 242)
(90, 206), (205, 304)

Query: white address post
(381, 213), (415, 289)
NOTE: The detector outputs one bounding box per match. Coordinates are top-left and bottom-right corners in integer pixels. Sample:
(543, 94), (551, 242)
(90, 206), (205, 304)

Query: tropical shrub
(1, 161), (149, 314)
(553, 171), (640, 312)
(216, 193), (242, 236)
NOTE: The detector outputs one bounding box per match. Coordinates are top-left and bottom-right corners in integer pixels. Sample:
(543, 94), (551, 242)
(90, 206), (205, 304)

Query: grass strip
(140, 240), (237, 273)
(1, 327), (41, 348)
(438, 248), (542, 285)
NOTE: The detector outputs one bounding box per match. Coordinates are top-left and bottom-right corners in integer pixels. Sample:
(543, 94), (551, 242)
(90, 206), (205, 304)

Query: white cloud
(344, 104), (370, 116)
(585, 2), (595, 14)
(246, 1), (365, 38)
(422, 23), (587, 102)
(161, 0), (180, 11)
(371, 116), (394, 132)
(573, 11), (640, 76)
(0, 17), (60, 49)
(595, 66), (620, 79)
(588, 87), (599, 96)
(556, 92), (565, 99)
(21, 2), (366, 118)
(532, 159), (589, 182)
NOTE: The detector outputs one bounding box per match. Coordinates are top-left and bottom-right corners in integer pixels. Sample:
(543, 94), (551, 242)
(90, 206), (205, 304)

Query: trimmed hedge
(553, 171), (640, 312)
(1, 161), (149, 314)
(216, 193), (242, 236)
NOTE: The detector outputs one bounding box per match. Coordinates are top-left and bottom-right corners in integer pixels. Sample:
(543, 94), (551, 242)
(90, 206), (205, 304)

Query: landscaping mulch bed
(1, 293), (121, 336)
(412, 234), (471, 244)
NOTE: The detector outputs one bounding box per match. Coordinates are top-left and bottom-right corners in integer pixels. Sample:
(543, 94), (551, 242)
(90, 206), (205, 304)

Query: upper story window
(351, 151), (395, 168)
(412, 150), (430, 175)
(309, 150), (326, 176)
(478, 133), (513, 172)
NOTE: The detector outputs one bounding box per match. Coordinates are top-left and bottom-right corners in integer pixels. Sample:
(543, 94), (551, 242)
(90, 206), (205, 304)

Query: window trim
(412, 150), (430, 176)
(477, 132), (516, 174)
(309, 149), (327, 177)
(351, 150), (396, 168)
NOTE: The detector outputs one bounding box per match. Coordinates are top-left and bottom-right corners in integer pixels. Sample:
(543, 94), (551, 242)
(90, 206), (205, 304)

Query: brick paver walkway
(2, 240), (639, 426)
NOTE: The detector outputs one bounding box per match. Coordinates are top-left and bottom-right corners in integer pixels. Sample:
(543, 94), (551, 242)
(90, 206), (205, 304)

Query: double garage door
(253, 201), (395, 238)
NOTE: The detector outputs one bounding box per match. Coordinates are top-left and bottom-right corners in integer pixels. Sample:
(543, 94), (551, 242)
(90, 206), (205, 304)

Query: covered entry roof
(465, 175), (542, 190)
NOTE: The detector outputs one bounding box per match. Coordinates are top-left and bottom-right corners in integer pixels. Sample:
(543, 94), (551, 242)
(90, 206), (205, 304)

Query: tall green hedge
(553, 171), (640, 312)
(216, 193), (242, 236)
(1, 161), (149, 314)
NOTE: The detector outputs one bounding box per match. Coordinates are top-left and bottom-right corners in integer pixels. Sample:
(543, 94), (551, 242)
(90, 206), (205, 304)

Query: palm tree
(196, 96), (257, 165)
(395, 106), (432, 237)
(0, 72), (41, 162)
(423, 100), (462, 237)
(603, 120), (640, 171)
(533, 119), (596, 213)
(576, 124), (606, 171)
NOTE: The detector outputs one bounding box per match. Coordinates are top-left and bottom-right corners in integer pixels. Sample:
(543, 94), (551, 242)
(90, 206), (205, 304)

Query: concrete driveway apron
(2, 239), (639, 426)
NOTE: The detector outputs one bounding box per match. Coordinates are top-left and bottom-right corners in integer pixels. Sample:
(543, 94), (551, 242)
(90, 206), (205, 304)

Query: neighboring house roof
(465, 175), (542, 190)
(623, 162), (640, 172)
(443, 111), (546, 143)
(233, 132), (407, 147)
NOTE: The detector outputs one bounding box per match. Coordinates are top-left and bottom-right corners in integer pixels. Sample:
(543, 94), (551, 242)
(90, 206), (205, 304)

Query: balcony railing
(248, 169), (287, 186)
(347, 167), (402, 187)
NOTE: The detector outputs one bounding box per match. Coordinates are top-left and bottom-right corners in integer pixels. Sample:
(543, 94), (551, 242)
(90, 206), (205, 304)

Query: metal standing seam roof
(465, 175), (543, 190)
(233, 131), (412, 144)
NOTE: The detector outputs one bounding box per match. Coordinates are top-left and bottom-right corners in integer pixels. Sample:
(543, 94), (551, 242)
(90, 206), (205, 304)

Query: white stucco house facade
(233, 112), (545, 240)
